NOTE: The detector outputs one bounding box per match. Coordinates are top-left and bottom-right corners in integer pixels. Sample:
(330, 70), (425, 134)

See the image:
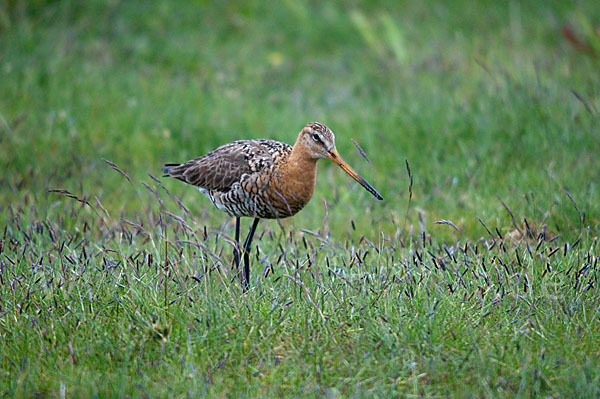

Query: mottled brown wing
(162, 140), (278, 192)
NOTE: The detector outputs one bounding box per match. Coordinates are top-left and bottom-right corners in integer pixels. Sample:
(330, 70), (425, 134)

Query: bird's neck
(288, 138), (318, 175)
(276, 139), (318, 208)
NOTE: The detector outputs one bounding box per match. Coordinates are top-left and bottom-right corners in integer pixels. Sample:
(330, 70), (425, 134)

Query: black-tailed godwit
(162, 122), (382, 287)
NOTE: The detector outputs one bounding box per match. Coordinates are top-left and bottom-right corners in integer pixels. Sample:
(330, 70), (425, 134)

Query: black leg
(242, 217), (260, 289)
(233, 216), (241, 279)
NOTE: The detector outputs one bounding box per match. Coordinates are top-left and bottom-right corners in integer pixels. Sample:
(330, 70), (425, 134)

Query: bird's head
(300, 122), (336, 159)
(299, 122), (383, 201)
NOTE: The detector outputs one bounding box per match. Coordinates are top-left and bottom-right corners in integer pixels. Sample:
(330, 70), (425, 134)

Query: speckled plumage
(162, 139), (300, 219)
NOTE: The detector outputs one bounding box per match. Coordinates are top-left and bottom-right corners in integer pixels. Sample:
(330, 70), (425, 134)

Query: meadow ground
(1, 0), (599, 397)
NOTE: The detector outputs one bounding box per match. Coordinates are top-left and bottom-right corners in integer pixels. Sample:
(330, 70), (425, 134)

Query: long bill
(327, 147), (383, 200)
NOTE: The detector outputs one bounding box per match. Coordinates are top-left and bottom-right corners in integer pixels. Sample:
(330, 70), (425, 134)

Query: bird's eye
(312, 133), (320, 143)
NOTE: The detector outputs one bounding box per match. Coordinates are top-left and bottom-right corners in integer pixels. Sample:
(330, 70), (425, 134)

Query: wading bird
(162, 122), (382, 288)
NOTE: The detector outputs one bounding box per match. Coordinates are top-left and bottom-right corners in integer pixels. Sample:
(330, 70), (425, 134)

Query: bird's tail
(161, 163), (180, 177)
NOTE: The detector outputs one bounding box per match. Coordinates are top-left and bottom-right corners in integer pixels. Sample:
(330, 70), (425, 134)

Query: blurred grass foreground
(1, 0), (599, 397)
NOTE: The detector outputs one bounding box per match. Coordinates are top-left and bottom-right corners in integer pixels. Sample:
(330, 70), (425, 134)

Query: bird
(162, 122), (383, 288)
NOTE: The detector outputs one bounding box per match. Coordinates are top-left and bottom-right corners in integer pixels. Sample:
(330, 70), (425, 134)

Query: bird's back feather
(162, 140), (292, 193)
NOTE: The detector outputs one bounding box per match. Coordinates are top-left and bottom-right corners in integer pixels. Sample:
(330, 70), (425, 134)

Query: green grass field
(1, 0), (599, 397)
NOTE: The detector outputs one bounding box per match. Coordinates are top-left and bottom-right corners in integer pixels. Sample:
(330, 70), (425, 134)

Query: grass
(1, 0), (599, 397)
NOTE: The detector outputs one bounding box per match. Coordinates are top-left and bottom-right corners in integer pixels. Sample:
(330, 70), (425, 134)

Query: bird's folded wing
(165, 141), (274, 193)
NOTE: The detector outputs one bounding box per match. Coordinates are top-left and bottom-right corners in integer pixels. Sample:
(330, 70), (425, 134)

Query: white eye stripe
(312, 133), (321, 142)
